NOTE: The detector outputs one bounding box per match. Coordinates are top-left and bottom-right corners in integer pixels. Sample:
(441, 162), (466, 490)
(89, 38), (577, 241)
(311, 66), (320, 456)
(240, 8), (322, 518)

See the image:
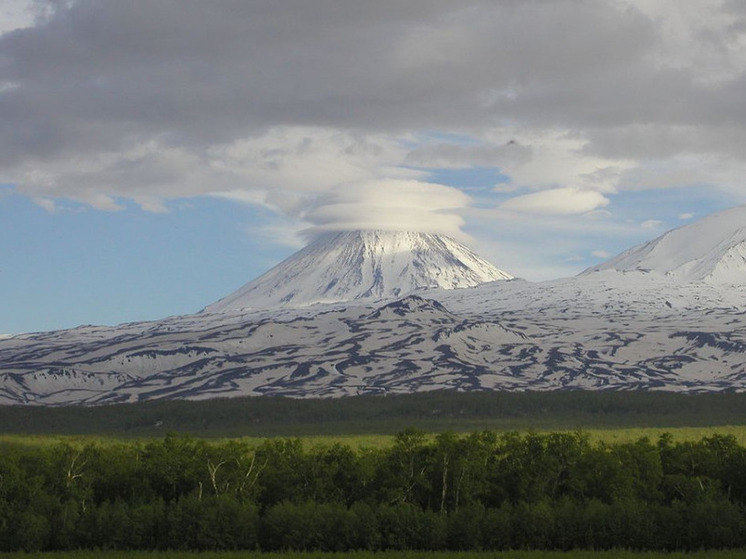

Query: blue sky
(1, 0), (745, 333)
(1, 188), (284, 332)
(1, 181), (736, 334)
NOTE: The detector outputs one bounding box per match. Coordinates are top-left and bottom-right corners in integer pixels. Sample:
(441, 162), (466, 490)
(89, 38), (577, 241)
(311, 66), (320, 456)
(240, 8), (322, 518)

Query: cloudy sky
(2, 0), (745, 333)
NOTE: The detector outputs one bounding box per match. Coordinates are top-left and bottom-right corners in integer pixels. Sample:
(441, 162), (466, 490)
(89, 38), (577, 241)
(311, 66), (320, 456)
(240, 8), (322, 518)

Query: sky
(1, 0), (745, 334)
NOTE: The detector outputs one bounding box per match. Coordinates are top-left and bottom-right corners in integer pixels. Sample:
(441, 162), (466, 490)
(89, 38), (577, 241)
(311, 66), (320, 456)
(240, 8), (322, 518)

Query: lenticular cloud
(302, 179), (471, 240)
(500, 187), (610, 215)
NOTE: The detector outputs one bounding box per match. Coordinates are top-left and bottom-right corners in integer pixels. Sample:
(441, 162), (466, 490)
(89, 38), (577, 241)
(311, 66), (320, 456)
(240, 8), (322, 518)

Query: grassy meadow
(3, 424), (746, 451)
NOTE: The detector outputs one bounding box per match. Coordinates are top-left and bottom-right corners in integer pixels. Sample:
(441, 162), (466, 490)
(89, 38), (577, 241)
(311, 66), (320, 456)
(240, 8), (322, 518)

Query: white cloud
(8, 126), (422, 214)
(679, 212), (695, 220)
(489, 130), (632, 195)
(303, 179), (470, 239)
(32, 197), (57, 214)
(641, 219), (665, 229)
(252, 222), (307, 250)
(0, 0), (35, 35)
(209, 128), (416, 194)
(500, 187), (610, 215)
(132, 196), (169, 214)
(592, 250), (612, 259)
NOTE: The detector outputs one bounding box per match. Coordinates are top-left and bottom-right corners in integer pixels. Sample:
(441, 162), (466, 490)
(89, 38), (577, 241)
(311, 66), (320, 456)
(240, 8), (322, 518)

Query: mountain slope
(2, 209), (746, 405)
(2, 277), (745, 405)
(584, 204), (746, 284)
(204, 230), (512, 313)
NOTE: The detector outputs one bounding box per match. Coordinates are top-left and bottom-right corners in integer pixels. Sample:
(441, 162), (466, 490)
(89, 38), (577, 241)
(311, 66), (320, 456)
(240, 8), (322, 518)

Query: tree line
(3, 390), (746, 436)
(1, 430), (745, 551)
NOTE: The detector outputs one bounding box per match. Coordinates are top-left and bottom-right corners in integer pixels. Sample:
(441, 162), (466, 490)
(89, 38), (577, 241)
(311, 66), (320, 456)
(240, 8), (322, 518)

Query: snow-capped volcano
(204, 230), (512, 313)
(584, 204), (746, 284)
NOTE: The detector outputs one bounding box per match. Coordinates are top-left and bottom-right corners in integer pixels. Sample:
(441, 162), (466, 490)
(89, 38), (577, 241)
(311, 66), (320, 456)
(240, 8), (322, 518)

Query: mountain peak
(584, 204), (746, 284)
(204, 230), (512, 313)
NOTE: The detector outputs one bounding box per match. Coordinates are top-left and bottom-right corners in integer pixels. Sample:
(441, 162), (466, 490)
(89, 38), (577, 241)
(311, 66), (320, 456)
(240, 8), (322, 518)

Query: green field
(3, 424), (746, 450)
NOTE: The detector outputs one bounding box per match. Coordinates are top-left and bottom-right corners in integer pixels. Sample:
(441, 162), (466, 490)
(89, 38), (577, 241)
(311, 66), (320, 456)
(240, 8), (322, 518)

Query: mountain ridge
(583, 204), (746, 284)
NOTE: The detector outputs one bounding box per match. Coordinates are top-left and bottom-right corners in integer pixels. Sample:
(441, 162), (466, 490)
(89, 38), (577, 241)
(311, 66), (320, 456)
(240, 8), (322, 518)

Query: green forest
(2, 390), (746, 437)
(2, 430), (746, 552)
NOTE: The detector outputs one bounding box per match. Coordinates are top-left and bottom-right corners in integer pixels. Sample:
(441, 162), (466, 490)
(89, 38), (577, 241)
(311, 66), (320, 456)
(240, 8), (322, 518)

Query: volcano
(204, 230), (512, 313)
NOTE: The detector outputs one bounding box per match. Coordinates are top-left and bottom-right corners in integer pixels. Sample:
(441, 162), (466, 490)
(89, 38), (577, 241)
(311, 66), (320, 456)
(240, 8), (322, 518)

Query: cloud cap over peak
(302, 179), (470, 240)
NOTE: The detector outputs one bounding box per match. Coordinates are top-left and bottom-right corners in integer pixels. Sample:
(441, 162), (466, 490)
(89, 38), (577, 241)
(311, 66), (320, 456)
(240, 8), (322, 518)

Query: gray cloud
(0, 2), (679, 150)
(405, 141), (533, 169)
(1, 0), (745, 229)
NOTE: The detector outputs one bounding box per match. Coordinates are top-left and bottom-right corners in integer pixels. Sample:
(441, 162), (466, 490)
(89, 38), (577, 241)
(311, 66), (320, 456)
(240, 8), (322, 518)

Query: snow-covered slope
(2, 209), (746, 405)
(584, 204), (746, 284)
(204, 230), (512, 312)
(2, 275), (745, 405)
